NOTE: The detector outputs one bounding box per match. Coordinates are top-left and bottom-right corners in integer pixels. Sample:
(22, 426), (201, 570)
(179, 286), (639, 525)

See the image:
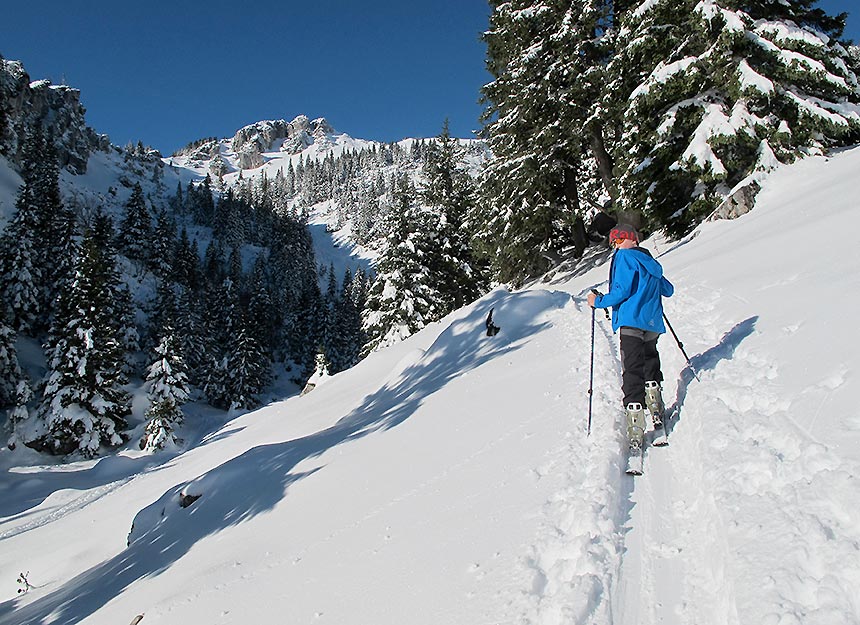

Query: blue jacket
(594, 247), (674, 333)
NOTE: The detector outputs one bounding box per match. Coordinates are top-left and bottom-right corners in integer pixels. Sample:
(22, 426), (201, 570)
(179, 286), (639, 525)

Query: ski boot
(625, 402), (646, 474)
(644, 381), (665, 428)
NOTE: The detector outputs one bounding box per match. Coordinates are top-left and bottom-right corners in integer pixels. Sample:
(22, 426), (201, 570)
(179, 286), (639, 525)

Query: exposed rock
(236, 147), (264, 170)
(229, 115), (335, 169)
(710, 179), (761, 221)
(173, 137), (220, 162)
(1, 58), (108, 174)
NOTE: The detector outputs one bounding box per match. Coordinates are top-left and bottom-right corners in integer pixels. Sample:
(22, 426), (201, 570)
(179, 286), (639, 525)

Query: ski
(625, 443), (644, 475)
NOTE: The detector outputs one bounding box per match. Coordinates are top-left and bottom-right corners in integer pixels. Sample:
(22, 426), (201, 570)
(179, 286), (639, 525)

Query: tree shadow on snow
(663, 316), (758, 437)
(0, 293), (550, 625)
(0, 411), (251, 526)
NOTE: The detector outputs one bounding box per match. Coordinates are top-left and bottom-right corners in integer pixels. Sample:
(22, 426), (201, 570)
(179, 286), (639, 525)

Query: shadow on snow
(0, 290), (555, 625)
(664, 316), (759, 437)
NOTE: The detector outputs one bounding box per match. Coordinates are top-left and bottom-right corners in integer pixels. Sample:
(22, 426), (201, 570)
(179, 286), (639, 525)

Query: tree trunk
(589, 123), (617, 202)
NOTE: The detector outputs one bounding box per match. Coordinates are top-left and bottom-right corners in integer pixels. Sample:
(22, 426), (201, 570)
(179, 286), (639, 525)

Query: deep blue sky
(1, 1), (857, 156)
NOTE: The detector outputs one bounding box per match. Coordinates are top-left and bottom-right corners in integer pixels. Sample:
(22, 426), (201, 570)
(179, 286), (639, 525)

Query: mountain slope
(2, 146), (859, 624)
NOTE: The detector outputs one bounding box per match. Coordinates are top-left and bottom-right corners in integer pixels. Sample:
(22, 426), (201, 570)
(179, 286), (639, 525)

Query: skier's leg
(643, 332), (662, 384)
(620, 328), (647, 447)
(620, 328), (646, 406)
(642, 332), (665, 423)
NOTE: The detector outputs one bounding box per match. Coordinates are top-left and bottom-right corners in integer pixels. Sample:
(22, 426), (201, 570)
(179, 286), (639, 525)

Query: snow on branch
(785, 91), (851, 127)
(695, 0), (746, 33)
(630, 57), (699, 101)
(737, 59), (774, 95)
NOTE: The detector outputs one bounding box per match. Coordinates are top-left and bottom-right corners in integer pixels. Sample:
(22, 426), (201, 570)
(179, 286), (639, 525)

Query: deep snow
(1, 145), (859, 624)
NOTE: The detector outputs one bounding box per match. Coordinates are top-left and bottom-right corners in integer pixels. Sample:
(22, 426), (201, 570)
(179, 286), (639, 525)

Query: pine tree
(29, 213), (131, 457)
(246, 255), (277, 355)
(0, 174), (42, 332)
(31, 131), (76, 328)
(224, 326), (270, 410)
(0, 322), (23, 407)
(328, 268), (365, 373)
(116, 183), (152, 264)
(477, 0), (611, 284)
(140, 330), (190, 452)
(173, 229), (201, 290)
(422, 120), (485, 314)
(149, 209), (177, 279)
(610, 0), (860, 233)
(362, 175), (438, 352)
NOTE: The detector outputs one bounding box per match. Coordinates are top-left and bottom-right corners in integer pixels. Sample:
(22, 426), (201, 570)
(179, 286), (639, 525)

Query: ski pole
(586, 289), (608, 436)
(662, 313), (700, 382)
(587, 303), (596, 437)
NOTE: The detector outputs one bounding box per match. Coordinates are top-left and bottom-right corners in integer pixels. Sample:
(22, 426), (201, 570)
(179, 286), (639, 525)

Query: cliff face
(0, 58), (109, 174)
(230, 115), (335, 170)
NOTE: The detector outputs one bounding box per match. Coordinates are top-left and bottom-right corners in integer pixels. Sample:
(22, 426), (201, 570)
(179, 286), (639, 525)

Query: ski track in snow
(518, 293), (629, 624)
(520, 269), (860, 624)
(0, 476), (132, 541)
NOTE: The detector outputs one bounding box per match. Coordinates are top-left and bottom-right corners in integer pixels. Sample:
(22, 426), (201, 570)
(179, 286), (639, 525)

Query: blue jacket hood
(594, 247), (674, 333)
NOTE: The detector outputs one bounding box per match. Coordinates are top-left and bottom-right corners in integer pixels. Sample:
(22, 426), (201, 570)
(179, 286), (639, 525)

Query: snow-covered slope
(2, 146), (859, 624)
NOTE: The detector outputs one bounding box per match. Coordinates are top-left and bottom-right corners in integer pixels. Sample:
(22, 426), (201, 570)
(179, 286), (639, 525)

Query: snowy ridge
(2, 146), (860, 622)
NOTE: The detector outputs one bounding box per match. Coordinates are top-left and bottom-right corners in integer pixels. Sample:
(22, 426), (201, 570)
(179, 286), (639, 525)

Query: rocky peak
(230, 115), (336, 170)
(0, 58), (109, 174)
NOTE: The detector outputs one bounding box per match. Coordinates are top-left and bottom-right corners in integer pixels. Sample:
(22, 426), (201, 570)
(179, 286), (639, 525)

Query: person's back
(588, 224), (674, 461)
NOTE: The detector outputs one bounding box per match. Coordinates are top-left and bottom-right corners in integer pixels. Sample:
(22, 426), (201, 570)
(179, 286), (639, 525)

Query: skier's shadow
(663, 316), (758, 437)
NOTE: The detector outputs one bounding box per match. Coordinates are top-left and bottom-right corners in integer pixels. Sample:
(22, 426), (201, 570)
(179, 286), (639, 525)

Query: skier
(587, 223), (674, 463)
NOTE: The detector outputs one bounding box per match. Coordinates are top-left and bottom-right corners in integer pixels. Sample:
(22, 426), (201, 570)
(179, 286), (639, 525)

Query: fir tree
(31, 131), (76, 328)
(224, 326), (270, 410)
(246, 255), (277, 355)
(362, 175), (438, 352)
(0, 176), (42, 332)
(477, 0), (609, 284)
(149, 209), (178, 279)
(0, 322), (23, 407)
(140, 329), (190, 452)
(422, 120), (485, 313)
(116, 183), (152, 264)
(610, 0), (860, 233)
(30, 213), (131, 457)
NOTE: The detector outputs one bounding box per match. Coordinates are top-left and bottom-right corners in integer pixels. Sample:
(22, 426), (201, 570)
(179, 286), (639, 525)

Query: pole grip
(590, 289), (610, 321)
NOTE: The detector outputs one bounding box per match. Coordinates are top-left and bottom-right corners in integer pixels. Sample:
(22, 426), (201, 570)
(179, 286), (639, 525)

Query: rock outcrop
(0, 58), (108, 174)
(230, 115), (335, 169)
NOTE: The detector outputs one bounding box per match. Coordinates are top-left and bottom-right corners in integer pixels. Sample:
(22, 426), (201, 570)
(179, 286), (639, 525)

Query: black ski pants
(620, 327), (663, 406)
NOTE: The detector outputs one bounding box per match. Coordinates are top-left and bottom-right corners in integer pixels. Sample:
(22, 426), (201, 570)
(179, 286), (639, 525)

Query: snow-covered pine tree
(362, 174), (438, 353)
(116, 183), (152, 265)
(3, 315), (33, 450)
(149, 209), (177, 279)
(174, 285), (207, 386)
(30, 212), (131, 457)
(172, 228), (201, 290)
(246, 255), (277, 356)
(114, 282), (141, 375)
(610, 0), (860, 234)
(477, 0), (613, 284)
(286, 280), (326, 382)
(31, 131), (77, 329)
(5, 378), (33, 451)
(140, 329), (189, 452)
(224, 326), (270, 410)
(0, 322), (23, 407)
(0, 155), (42, 331)
(327, 268), (365, 373)
(422, 120), (484, 314)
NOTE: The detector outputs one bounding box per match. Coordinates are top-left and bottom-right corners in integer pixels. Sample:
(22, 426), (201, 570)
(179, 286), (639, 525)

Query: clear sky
(1, 0), (857, 156)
